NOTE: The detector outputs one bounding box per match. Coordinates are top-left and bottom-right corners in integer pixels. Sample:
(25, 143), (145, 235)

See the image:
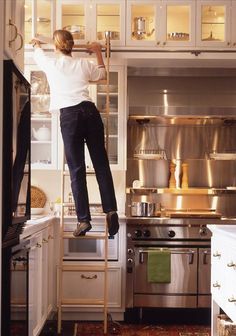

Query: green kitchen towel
(147, 249), (171, 283)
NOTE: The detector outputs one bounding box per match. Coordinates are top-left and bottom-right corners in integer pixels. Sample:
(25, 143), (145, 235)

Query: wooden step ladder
(57, 35), (112, 335)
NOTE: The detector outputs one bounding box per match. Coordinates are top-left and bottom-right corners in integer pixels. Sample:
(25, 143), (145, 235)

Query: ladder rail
(57, 34), (112, 335)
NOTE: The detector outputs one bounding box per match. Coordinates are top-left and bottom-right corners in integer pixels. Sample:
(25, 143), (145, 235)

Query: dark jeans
(60, 101), (117, 222)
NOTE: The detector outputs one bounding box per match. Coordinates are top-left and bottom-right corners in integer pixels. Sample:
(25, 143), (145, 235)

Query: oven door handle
(139, 249), (195, 264)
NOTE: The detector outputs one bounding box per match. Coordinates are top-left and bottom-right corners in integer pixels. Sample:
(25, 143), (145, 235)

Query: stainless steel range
(126, 222), (211, 309)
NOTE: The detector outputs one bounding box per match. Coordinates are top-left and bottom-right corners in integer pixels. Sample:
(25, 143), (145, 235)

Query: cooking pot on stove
(131, 202), (158, 217)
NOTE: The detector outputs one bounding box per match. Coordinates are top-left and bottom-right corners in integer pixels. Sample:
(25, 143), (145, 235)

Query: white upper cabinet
(90, 0), (126, 46)
(4, 0), (25, 71)
(25, 0), (56, 46)
(160, 0), (196, 47)
(56, 0), (90, 44)
(230, 0), (236, 48)
(126, 0), (195, 47)
(196, 0), (231, 48)
(24, 65), (58, 170)
(126, 1), (161, 46)
(56, 0), (125, 46)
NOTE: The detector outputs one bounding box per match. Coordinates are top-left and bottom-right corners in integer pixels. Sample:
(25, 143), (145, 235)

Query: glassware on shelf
(96, 4), (120, 41)
(166, 5), (190, 42)
(201, 5), (225, 42)
(61, 4), (85, 41)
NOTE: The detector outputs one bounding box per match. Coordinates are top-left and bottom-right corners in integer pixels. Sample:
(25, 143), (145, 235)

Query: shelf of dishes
(126, 187), (236, 195)
(129, 152), (236, 161)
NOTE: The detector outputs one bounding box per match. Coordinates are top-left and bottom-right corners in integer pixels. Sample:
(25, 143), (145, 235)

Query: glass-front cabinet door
(126, 1), (160, 46)
(161, 0), (196, 47)
(196, 0), (231, 47)
(230, 0), (236, 48)
(25, 66), (58, 170)
(126, 0), (195, 47)
(90, 0), (125, 46)
(25, 0), (55, 46)
(56, 0), (89, 44)
(88, 66), (126, 170)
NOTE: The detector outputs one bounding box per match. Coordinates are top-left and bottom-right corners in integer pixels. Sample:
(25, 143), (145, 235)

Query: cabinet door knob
(36, 243), (42, 248)
(162, 41), (166, 46)
(42, 238), (48, 243)
(48, 234), (54, 240)
(156, 41), (160, 45)
(213, 251), (221, 258)
(212, 282), (221, 288)
(228, 297), (236, 302)
(227, 262), (236, 268)
(227, 41), (231, 46)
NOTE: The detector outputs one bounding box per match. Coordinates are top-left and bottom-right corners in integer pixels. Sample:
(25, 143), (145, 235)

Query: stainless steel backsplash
(126, 72), (236, 218)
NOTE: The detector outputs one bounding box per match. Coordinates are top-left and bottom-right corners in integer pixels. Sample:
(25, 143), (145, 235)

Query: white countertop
(21, 215), (56, 239)
(207, 224), (236, 239)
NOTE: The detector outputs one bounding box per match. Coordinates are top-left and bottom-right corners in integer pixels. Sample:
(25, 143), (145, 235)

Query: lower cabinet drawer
(61, 267), (121, 308)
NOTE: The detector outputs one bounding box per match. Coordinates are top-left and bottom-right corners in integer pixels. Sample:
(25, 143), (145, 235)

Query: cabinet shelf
(31, 140), (52, 144)
(126, 188), (236, 195)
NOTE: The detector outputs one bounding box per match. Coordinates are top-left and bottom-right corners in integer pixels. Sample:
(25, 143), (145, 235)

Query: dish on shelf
(226, 186), (236, 190)
(209, 153), (236, 160)
(31, 208), (44, 215)
(134, 153), (164, 160)
(97, 84), (118, 92)
(31, 112), (51, 118)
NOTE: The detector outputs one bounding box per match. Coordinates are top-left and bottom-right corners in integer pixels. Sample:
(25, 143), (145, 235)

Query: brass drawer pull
(81, 274), (97, 280)
(212, 282), (221, 288)
(228, 297), (236, 303)
(42, 238), (48, 243)
(36, 243), (42, 248)
(227, 262), (236, 268)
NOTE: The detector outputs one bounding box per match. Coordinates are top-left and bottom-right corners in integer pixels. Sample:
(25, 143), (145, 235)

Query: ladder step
(63, 232), (106, 239)
(61, 299), (105, 306)
(62, 171), (96, 176)
(61, 264), (106, 272)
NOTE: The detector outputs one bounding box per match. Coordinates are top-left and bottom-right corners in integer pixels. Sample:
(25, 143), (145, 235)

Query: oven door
(198, 247), (211, 307)
(133, 246), (198, 307)
(64, 232), (118, 261)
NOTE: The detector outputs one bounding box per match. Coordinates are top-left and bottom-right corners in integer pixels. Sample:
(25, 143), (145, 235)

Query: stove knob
(168, 230), (176, 238)
(127, 248), (134, 254)
(127, 258), (133, 264)
(134, 230), (142, 238)
(143, 229), (151, 238)
(199, 226), (207, 236)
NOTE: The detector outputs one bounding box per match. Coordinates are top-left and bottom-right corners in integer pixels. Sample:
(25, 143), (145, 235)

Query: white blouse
(33, 48), (106, 111)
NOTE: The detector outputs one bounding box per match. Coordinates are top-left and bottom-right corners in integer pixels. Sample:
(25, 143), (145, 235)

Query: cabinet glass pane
(25, 0), (32, 44)
(201, 5), (225, 42)
(30, 71), (52, 167)
(131, 5), (155, 41)
(96, 4), (120, 41)
(96, 72), (118, 165)
(61, 4), (85, 41)
(167, 6), (190, 41)
(37, 0), (52, 37)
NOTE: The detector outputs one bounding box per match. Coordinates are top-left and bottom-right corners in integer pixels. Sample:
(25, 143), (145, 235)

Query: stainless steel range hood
(128, 67), (236, 120)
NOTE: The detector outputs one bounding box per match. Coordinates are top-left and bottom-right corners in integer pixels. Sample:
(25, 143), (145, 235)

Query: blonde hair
(53, 29), (74, 55)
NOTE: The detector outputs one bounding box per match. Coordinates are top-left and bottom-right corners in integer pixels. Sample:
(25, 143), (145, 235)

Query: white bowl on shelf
(31, 208), (44, 215)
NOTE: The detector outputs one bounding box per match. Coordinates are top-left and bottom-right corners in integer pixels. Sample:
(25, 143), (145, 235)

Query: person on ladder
(31, 29), (119, 237)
